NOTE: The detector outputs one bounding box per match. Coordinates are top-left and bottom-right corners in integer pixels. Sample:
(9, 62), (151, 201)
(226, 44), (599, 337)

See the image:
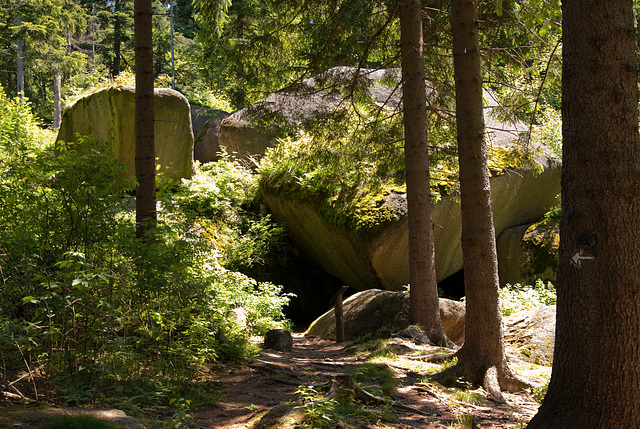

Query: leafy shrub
(171, 155), (257, 221)
(172, 156), (288, 275)
(530, 378), (550, 404)
(0, 125), (292, 410)
(499, 279), (557, 316)
(531, 107), (562, 160)
(0, 86), (54, 164)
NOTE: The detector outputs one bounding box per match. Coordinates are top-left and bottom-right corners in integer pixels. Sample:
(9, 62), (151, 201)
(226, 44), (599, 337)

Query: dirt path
(195, 334), (541, 428)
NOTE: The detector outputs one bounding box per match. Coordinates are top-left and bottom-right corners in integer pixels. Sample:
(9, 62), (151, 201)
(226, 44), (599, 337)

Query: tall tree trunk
(433, 0), (527, 398)
(53, 70), (61, 128)
(91, 4), (97, 67)
(134, 0), (156, 238)
(17, 15), (24, 104)
(231, 2), (246, 109)
(527, 0), (640, 426)
(399, 0), (449, 346)
(113, 0), (123, 76)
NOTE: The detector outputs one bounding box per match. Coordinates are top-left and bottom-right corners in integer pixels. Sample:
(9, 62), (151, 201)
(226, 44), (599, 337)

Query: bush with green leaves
(530, 107), (562, 160)
(499, 279), (557, 316)
(171, 156), (288, 275)
(0, 111), (292, 412)
(0, 86), (55, 164)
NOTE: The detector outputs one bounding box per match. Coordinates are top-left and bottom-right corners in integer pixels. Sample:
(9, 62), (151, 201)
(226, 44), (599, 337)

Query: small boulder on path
(264, 328), (294, 352)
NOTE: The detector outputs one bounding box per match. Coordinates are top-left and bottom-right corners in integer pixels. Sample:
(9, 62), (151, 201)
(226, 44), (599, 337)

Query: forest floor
(195, 333), (548, 429)
(0, 333), (549, 429)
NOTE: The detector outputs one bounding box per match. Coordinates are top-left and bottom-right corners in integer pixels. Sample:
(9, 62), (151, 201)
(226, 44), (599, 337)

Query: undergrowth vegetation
(499, 279), (557, 316)
(0, 92), (291, 424)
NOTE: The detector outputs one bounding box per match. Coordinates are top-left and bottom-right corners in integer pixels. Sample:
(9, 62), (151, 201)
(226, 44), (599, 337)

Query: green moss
(258, 100), (542, 242)
(40, 415), (118, 429)
(318, 185), (406, 240)
(522, 210), (559, 279)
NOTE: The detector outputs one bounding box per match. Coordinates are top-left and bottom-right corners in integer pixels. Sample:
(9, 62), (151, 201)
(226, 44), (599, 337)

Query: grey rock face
(305, 289), (466, 344)
(199, 67), (404, 162)
(264, 160), (561, 291)
(504, 305), (556, 365)
(497, 221), (559, 286)
(57, 86), (194, 181)
(263, 328), (293, 352)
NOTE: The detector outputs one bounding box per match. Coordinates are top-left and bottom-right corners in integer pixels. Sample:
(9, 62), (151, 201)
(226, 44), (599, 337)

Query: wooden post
(329, 286), (349, 342)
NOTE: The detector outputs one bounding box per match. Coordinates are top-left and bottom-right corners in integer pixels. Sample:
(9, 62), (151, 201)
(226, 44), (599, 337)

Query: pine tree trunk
(527, 0), (640, 426)
(113, 0), (123, 76)
(399, 0), (448, 346)
(451, 0), (503, 382)
(53, 71), (61, 129)
(134, 0), (156, 238)
(434, 0), (526, 396)
(17, 15), (24, 104)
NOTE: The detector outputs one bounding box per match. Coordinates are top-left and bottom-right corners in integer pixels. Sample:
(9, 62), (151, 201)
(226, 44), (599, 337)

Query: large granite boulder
(305, 289), (466, 345)
(497, 219), (559, 286)
(264, 157), (561, 291)
(197, 67), (404, 161)
(504, 305), (556, 365)
(191, 104), (225, 142)
(306, 289), (555, 365)
(194, 111), (231, 163)
(56, 86), (194, 181)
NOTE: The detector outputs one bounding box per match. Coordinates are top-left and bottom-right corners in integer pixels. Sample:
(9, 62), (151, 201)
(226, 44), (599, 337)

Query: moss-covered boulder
(264, 158), (561, 291)
(306, 289), (555, 365)
(497, 217), (559, 286)
(56, 86), (194, 181)
(305, 289), (466, 345)
(199, 67), (403, 161)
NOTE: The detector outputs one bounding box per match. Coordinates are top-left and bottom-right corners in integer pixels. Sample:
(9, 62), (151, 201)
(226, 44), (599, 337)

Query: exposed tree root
(483, 366), (504, 403)
(325, 373), (432, 417)
(397, 325), (457, 349)
(431, 359), (533, 403)
(420, 350), (459, 363)
(248, 360), (304, 385)
(253, 372), (434, 428)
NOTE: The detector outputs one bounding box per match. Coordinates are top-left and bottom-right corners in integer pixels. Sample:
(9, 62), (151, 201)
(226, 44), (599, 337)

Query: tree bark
(527, 0), (640, 426)
(433, 0), (526, 396)
(399, 0), (448, 346)
(53, 71), (61, 128)
(17, 15), (24, 104)
(113, 0), (123, 76)
(134, 0), (156, 238)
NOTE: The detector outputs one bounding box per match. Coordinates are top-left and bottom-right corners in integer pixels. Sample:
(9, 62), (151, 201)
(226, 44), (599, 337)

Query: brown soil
(195, 334), (543, 429)
(0, 333), (544, 428)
